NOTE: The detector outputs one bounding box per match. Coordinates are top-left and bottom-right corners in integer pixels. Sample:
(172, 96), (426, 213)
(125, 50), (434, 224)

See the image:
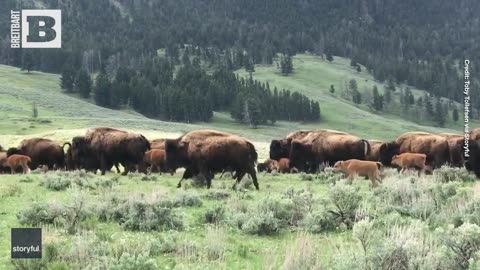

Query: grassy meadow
(1, 54), (480, 269)
(0, 167), (480, 269)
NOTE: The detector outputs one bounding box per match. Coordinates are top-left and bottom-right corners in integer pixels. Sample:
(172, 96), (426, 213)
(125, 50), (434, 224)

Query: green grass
(0, 171), (356, 269)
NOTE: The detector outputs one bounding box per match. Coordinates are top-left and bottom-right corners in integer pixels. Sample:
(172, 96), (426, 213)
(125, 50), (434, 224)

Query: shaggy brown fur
(150, 138), (166, 150)
(395, 132), (450, 168)
(10, 138), (64, 170)
(143, 149), (174, 175)
(366, 140), (383, 161)
(438, 133), (464, 167)
(83, 127), (150, 175)
(391, 153), (427, 175)
(277, 158), (296, 173)
(0, 154), (31, 174)
(257, 159), (279, 173)
(289, 130), (370, 170)
(470, 128), (480, 141)
(165, 130), (258, 190)
(333, 159), (382, 187)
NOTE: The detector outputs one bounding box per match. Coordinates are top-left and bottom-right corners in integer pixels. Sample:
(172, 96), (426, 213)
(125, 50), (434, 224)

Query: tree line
(1, 0), (478, 117)
(60, 54), (319, 126)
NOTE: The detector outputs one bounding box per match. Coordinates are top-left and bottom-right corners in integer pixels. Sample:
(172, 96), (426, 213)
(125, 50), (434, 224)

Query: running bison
(289, 130), (371, 171)
(69, 127), (150, 175)
(379, 132), (450, 168)
(165, 129), (259, 190)
(7, 138), (65, 170)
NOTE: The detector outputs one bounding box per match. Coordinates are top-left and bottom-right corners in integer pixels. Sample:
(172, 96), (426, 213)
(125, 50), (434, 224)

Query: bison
(391, 153), (427, 175)
(7, 138), (65, 170)
(333, 159), (382, 187)
(438, 133), (465, 167)
(0, 154), (31, 174)
(143, 149), (175, 175)
(257, 159), (279, 173)
(165, 130), (259, 190)
(289, 130), (371, 171)
(69, 127), (150, 175)
(269, 130), (313, 161)
(379, 132), (450, 169)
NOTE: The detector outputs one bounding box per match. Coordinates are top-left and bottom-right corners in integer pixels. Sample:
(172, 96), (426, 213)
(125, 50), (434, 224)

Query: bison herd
(1, 126), (480, 189)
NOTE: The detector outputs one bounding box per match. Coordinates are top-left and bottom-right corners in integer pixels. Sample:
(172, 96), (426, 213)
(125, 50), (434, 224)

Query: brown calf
(333, 159), (382, 187)
(278, 158), (298, 173)
(143, 149), (174, 175)
(0, 154), (31, 174)
(391, 153), (426, 175)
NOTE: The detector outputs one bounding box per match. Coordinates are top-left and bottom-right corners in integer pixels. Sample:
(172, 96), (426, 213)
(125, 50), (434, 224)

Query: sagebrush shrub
(110, 253), (157, 270)
(122, 201), (184, 231)
(434, 166), (477, 183)
(440, 223), (480, 269)
(328, 184), (362, 228)
(204, 189), (231, 200)
(241, 211), (279, 235)
(205, 205), (226, 224)
(175, 191), (202, 207)
(17, 201), (63, 226)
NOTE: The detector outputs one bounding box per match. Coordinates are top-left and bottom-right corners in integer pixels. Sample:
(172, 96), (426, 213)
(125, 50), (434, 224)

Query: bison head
(165, 139), (189, 170)
(379, 142), (400, 166)
(70, 136), (95, 167)
(332, 161), (345, 173)
(6, 147), (23, 157)
(269, 139), (291, 160)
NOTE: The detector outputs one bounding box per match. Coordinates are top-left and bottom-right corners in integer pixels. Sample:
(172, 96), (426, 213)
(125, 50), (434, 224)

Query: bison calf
(257, 159), (279, 173)
(0, 154), (31, 174)
(333, 159), (382, 187)
(143, 149), (174, 175)
(391, 153), (426, 175)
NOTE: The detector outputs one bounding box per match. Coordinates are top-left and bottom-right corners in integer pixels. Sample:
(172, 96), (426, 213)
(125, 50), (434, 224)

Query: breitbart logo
(11, 9), (61, 48)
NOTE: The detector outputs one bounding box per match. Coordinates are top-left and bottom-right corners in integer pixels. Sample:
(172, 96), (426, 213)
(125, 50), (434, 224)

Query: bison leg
(249, 168), (259, 190)
(232, 171), (246, 190)
(99, 155), (108, 175)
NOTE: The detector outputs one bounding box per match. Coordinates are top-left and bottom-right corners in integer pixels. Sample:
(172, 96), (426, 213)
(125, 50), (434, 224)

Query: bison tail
(62, 142), (72, 150)
(362, 139), (371, 157)
(247, 141), (258, 164)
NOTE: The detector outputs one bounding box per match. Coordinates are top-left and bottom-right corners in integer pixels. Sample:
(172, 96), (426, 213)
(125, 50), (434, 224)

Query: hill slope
(0, 55), (473, 155)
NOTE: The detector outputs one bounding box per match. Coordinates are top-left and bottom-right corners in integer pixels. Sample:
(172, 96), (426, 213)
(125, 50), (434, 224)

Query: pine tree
(356, 65), (361, 72)
(21, 50), (36, 73)
(387, 77), (396, 92)
(384, 86), (392, 105)
(372, 86), (383, 111)
(349, 79), (358, 93)
(280, 54), (293, 75)
(424, 94), (434, 117)
(60, 64), (75, 92)
(243, 98), (262, 128)
(326, 52), (334, 62)
(245, 58), (255, 75)
(434, 98), (446, 126)
(75, 69), (92, 99)
(330, 85), (335, 94)
(453, 107), (459, 122)
(94, 69), (112, 107)
(32, 103), (38, 119)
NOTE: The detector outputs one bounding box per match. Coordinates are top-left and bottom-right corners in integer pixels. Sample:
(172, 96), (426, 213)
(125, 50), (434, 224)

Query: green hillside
(0, 55), (473, 151)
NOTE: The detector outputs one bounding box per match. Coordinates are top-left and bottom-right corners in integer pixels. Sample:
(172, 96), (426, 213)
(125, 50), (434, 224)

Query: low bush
(110, 253), (157, 270)
(17, 201), (63, 226)
(205, 205), (226, 224)
(328, 184), (362, 228)
(440, 223), (480, 269)
(122, 201), (184, 231)
(204, 189), (231, 200)
(175, 191), (202, 207)
(241, 211), (280, 235)
(434, 166), (477, 183)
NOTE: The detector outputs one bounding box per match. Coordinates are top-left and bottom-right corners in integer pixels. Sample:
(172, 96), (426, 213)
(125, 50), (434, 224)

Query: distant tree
(243, 98), (262, 128)
(326, 52), (334, 62)
(384, 86), (392, 105)
(330, 85), (335, 94)
(434, 98), (446, 126)
(356, 65), (361, 72)
(94, 69), (112, 107)
(386, 77), (396, 92)
(32, 103), (38, 119)
(350, 58), (357, 68)
(424, 94), (434, 116)
(245, 58), (255, 75)
(372, 86), (383, 111)
(280, 54), (293, 75)
(75, 69), (92, 98)
(349, 79), (358, 93)
(60, 65), (76, 92)
(21, 50), (35, 72)
(353, 89), (362, 104)
(453, 107), (459, 122)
